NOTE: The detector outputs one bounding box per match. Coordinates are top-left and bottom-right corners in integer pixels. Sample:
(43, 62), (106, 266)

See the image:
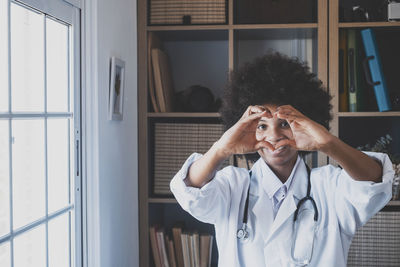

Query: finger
(275, 139), (297, 150)
(249, 105), (266, 114)
(277, 105), (302, 114)
(275, 112), (303, 124)
(240, 106), (253, 119)
(241, 110), (268, 124)
(255, 141), (275, 151)
(251, 106), (273, 119)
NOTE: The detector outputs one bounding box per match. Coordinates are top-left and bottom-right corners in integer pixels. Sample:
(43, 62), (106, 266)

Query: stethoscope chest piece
(237, 223), (251, 243)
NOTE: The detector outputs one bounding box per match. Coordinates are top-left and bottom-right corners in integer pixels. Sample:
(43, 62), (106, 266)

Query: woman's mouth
(270, 145), (287, 155)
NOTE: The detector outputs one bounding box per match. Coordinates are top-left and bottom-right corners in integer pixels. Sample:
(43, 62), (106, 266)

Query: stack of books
(339, 28), (391, 112)
(148, 32), (175, 113)
(150, 225), (214, 267)
(149, 0), (227, 25)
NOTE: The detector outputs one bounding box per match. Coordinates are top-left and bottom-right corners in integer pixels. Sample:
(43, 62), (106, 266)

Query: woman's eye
(280, 121), (289, 127)
(257, 124), (266, 130)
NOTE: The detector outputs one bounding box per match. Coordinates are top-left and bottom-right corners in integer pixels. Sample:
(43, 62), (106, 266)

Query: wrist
(319, 134), (339, 155)
(211, 141), (232, 160)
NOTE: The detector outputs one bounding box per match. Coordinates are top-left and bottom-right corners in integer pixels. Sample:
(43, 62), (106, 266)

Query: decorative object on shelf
(356, 134), (400, 163)
(108, 56), (125, 120)
(149, 0), (227, 25)
(175, 85), (221, 112)
(388, 1), (400, 21)
(356, 134), (400, 200)
(339, 0), (388, 22)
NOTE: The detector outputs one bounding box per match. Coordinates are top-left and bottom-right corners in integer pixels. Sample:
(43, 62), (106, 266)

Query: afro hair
(219, 52), (332, 157)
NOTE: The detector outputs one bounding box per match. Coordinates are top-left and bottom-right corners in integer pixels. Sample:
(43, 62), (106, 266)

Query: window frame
(0, 0), (83, 266)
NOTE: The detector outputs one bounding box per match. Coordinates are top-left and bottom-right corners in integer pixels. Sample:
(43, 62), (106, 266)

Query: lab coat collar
(268, 158), (309, 242)
(249, 156), (309, 244)
(250, 155), (308, 200)
(259, 156), (301, 200)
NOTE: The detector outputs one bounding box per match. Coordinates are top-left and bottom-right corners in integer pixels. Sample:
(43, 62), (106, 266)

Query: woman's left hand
(273, 105), (333, 151)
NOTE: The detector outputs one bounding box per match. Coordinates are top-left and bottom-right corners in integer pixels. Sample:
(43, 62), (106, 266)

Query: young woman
(170, 52), (394, 267)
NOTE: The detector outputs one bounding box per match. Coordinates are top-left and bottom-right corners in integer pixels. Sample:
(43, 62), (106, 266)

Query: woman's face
(256, 104), (298, 168)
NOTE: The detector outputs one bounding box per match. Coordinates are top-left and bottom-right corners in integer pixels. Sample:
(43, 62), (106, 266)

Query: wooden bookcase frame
(133, 0), (400, 266)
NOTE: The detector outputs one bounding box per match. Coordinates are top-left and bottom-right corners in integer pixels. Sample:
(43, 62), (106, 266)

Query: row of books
(149, 0), (227, 25)
(150, 225), (214, 267)
(339, 28), (391, 112)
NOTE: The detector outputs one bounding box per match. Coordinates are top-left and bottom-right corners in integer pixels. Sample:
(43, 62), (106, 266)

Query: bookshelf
(329, 0), (400, 163)
(139, 0), (327, 266)
(137, 0), (400, 266)
(329, 1), (400, 265)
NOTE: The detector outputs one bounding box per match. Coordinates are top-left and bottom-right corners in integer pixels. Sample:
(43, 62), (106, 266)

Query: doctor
(170, 52), (394, 267)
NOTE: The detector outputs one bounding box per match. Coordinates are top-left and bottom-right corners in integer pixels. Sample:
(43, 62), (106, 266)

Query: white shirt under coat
(170, 152), (394, 267)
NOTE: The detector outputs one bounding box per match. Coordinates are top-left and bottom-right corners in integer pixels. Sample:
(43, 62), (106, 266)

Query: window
(0, 0), (82, 266)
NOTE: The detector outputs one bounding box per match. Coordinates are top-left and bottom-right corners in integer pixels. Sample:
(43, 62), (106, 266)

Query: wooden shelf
(339, 21), (400, 28)
(148, 197), (177, 204)
(148, 199), (400, 206)
(337, 112), (400, 117)
(148, 23), (318, 32)
(232, 23), (318, 29)
(387, 200), (400, 207)
(147, 25), (229, 31)
(147, 112), (221, 118)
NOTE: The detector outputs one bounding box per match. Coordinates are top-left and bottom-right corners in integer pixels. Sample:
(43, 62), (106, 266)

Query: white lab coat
(170, 152), (394, 267)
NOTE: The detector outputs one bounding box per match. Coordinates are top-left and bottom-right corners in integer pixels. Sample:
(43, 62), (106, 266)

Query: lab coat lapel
(249, 159), (274, 241)
(250, 190), (273, 241)
(265, 160), (309, 243)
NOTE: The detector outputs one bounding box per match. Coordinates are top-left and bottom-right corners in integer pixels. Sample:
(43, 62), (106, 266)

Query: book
(200, 234), (213, 267)
(157, 230), (170, 267)
(148, 32), (161, 112)
(166, 236), (177, 267)
(347, 29), (365, 112)
(172, 226), (185, 267)
(181, 233), (191, 267)
(188, 234), (195, 267)
(361, 28), (392, 112)
(151, 48), (175, 112)
(192, 232), (200, 267)
(339, 30), (349, 112)
(149, 226), (163, 267)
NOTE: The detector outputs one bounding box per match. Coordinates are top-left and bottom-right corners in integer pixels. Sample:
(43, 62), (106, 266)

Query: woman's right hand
(214, 105), (276, 158)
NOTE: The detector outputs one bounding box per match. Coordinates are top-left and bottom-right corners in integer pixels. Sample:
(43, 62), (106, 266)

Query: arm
(185, 105), (275, 188)
(275, 105), (383, 183)
(320, 135), (382, 182)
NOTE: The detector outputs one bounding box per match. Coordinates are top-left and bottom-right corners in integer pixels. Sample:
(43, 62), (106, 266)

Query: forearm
(184, 142), (230, 188)
(321, 135), (383, 182)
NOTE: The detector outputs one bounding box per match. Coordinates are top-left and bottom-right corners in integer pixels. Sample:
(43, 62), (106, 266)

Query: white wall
(95, 0), (138, 266)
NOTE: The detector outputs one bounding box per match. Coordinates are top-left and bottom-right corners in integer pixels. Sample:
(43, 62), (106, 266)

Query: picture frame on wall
(109, 56), (125, 120)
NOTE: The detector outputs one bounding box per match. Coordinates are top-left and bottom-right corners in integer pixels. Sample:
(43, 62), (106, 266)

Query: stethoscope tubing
(237, 160), (318, 240)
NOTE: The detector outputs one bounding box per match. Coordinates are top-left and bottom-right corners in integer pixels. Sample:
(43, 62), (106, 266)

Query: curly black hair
(220, 52), (332, 157)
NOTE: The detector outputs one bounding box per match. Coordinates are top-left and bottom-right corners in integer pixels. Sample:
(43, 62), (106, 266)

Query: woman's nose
(261, 126), (284, 143)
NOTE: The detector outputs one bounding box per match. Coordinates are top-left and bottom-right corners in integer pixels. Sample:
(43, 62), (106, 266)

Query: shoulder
(309, 164), (342, 190)
(216, 165), (251, 189)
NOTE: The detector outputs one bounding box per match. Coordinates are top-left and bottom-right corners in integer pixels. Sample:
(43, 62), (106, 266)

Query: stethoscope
(236, 160), (319, 242)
